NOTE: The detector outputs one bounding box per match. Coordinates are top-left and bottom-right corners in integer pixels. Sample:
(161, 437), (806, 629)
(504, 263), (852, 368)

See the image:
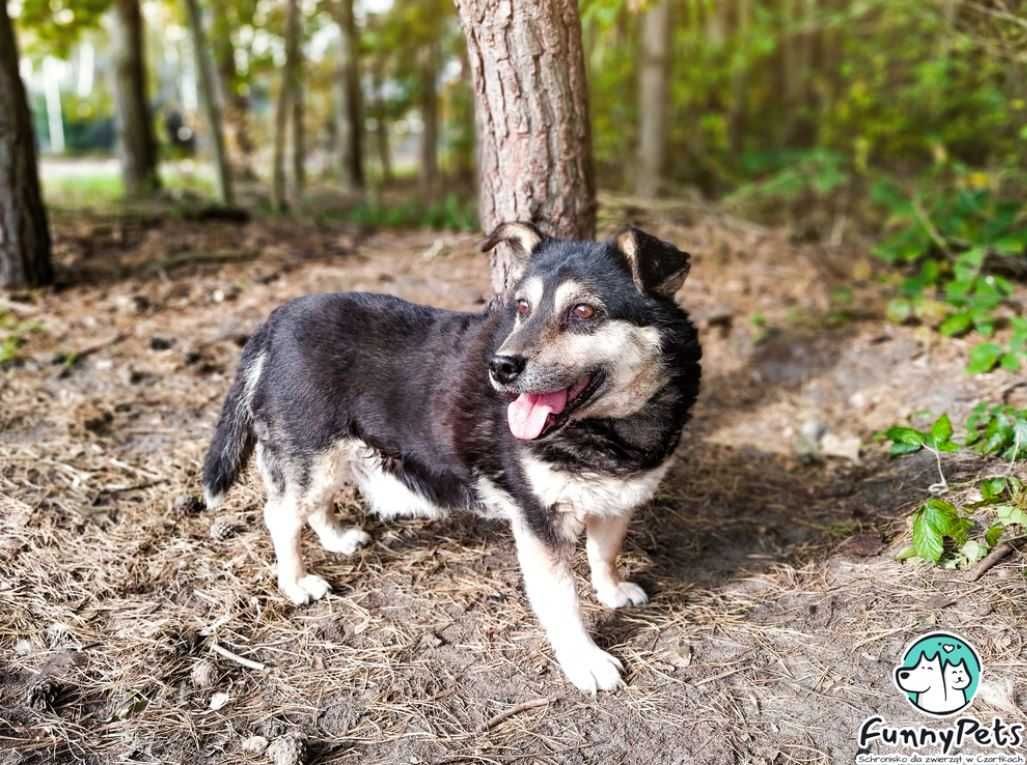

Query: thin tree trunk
(730, 0), (752, 154)
(111, 0), (160, 197)
(0, 2), (52, 289)
(211, 3), (253, 171)
(290, 38), (305, 204)
(183, 0), (234, 206)
(372, 59), (392, 185)
(455, 0), (596, 293)
(419, 39), (440, 196)
(636, 0), (671, 198)
(334, 0), (364, 191)
(272, 0), (301, 212)
(271, 79), (289, 212)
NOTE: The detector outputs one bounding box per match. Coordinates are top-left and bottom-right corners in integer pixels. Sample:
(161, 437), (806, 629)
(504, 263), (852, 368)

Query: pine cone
(209, 515), (243, 541)
(26, 679), (61, 711)
(266, 735), (306, 765)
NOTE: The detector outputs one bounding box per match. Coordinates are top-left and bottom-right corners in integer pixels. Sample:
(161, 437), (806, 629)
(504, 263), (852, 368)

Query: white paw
(594, 580), (648, 609)
(320, 527), (371, 555)
(557, 645), (624, 694)
(279, 574), (332, 605)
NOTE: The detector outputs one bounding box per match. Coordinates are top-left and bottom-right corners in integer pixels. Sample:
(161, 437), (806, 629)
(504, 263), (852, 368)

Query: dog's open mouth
(506, 371), (604, 441)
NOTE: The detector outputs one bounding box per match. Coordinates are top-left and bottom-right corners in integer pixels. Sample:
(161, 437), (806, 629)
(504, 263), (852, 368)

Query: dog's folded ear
(480, 222), (546, 257)
(614, 227), (691, 298)
(480, 222), (548, 293)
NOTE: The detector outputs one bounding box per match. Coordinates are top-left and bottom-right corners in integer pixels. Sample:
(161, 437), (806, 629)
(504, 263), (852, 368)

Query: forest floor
(1, 202), (1025, 765)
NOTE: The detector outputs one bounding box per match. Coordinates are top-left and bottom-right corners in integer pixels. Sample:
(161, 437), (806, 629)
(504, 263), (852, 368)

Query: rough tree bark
(636, 0), (671, 198)
(418, 40), (440, 196)
(455, 0), (596, 293)
(334, 0), (364, 191)
(0, 2), (52, 289)
(110, 0), (161, 197)
(183, 0), (234, 206)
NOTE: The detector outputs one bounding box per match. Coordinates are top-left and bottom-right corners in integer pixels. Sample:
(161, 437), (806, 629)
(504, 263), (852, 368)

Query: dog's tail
(202, 325), (268, 509)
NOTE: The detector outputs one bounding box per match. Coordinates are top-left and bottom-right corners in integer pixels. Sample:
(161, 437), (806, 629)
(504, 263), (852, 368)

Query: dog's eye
(515, 299), (530, 318)
(571, 304), (596, 321)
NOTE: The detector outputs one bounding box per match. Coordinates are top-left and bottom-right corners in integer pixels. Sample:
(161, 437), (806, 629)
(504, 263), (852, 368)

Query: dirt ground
(1, 206), (1025, 764)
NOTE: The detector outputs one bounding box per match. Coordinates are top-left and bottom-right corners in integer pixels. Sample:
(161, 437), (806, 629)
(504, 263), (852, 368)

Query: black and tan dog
(203, 222), (701, 693)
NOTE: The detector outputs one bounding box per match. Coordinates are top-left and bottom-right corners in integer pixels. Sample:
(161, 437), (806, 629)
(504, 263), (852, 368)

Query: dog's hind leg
(258, 444), (331, 605)
(586, 513), (648, 609)
(304, 443), (370, 555)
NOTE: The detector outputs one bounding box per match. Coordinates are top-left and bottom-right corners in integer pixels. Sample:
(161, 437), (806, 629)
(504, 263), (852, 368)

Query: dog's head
(481, 222), (692, 441)
(895, 654), (943, 694)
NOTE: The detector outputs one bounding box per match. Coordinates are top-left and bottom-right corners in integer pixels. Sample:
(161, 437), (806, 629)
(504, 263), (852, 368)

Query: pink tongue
(507, 389), (568, 440)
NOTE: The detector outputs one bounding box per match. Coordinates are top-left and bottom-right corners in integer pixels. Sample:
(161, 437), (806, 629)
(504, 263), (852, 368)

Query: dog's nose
(899, 671), (910, 679)
(490, 354), (526, 385)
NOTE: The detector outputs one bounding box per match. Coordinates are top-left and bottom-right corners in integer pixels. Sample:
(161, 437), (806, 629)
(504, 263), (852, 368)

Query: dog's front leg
(586, 513), (648, 609)
(510, 519), (624, 693)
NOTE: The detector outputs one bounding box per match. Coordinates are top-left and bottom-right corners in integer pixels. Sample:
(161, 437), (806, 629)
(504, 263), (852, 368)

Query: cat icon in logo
(894, 632), (982, 717)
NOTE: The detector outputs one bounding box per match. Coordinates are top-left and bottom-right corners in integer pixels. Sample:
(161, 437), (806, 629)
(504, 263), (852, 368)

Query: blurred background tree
(2, 0), (1025, 240)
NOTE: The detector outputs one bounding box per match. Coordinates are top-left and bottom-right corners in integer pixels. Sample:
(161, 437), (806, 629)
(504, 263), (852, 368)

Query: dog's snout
(490, 354), (526, 385)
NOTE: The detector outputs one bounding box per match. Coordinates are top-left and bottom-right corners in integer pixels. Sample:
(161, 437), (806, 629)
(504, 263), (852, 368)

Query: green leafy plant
(964, 402), (1027, 461)
(0, 312), (43, 367)
(885, 405), (1027, 568)
(872, 177), (1027, 375)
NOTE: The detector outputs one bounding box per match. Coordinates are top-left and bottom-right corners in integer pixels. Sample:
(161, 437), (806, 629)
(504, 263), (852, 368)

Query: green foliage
(338, 193), (477, 232)
(964, 403), (1027, 461)
(898, 476), (1027, 569)
(881, 414), (959, 456)
(581, 0), (1027, 196)
(727, 149), (850, 210)
(886, 406), (1027, 568)
(871, 173), (1027, 374)
(14, 0), (111, 58)
(910, 498), (971, 563)
(0, 313), (43, 367)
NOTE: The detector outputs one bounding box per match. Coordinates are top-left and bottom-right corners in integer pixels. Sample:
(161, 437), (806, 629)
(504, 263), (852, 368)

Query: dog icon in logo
(894, 632), (982, 717)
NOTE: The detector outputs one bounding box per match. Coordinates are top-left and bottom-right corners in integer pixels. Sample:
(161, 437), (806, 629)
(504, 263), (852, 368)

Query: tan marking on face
(553, 279), (598, 318)
(529, 320), (667, 418)
(515, 276), (544, 310)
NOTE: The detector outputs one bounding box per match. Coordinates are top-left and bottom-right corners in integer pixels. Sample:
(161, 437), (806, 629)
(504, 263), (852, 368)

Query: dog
(202, 222), (702, 693)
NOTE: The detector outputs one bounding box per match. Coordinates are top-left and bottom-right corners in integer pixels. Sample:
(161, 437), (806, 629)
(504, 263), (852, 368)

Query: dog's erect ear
(614, 227), (691, 298)
(480, 222), (547, 293)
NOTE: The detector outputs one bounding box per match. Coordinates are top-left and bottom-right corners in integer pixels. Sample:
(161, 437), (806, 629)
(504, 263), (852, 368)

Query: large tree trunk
(0, 3), (52, 289)
(636, 0), (671, 198)
(419, 39), (440, 196)
(183, 0), (234, 206)
(334, 0), (364, 191)
(455, 0), (596, 294)
(110, 0), (160, 197)
(211, 3), (253, 172)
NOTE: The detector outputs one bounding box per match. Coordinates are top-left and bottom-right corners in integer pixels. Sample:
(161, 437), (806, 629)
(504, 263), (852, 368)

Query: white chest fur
(520, 453), (671, 519)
